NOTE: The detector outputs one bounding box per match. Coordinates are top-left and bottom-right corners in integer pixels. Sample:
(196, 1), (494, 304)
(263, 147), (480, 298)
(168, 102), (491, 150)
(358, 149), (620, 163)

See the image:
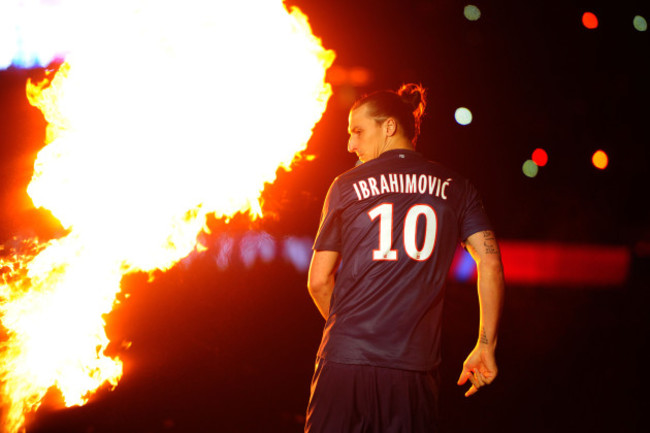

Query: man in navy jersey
(305, 83), (505, 433)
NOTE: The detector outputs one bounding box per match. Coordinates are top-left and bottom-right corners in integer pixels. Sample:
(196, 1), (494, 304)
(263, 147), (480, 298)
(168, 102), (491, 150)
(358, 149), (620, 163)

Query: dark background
(1, 0), (649, 432)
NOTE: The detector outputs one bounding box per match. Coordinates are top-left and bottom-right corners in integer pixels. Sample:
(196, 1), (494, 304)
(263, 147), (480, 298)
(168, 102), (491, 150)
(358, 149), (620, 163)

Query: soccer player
(305, 83), (505, 432)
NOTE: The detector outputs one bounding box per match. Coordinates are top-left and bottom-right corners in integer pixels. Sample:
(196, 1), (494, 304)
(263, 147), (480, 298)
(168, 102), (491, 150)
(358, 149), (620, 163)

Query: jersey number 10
(368, 203), (437, 262)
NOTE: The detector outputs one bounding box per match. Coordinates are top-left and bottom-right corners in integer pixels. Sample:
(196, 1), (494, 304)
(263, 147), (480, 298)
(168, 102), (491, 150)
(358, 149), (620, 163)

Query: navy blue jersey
(313, 149), (492, 371)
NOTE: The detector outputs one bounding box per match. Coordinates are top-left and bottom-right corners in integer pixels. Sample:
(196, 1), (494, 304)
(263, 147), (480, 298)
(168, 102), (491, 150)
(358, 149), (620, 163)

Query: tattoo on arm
(480, 327), (489, 345)
(482, 231), (498, 254)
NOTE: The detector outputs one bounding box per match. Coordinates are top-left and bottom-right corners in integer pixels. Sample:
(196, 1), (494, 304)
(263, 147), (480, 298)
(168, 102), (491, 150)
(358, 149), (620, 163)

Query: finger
(481, 369), (497, 384)
(482, 373), (495, 385)
(465, 384), (479, 397)
(474, 371), (487, 387)
(457, 370), (472, 386)
(466, 371), (486, 397)
(468, 372), (481, 390)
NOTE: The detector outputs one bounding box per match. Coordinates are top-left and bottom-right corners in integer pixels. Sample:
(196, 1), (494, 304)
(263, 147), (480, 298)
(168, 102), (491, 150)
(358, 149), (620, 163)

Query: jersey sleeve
(313, 179), (343, 251)
(458, 179), (493, 241)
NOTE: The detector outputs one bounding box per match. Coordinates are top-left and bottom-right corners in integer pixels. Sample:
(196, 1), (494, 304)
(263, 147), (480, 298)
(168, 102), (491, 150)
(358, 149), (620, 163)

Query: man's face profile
(347, 104), (386, 163)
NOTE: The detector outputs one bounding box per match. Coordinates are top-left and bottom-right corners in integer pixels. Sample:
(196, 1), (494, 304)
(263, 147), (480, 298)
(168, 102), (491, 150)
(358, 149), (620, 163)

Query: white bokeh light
(454, 107), (473, 125)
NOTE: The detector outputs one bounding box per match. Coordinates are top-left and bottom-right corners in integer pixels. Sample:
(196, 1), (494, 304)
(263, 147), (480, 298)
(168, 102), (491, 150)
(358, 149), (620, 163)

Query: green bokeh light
(522, 160), (539, 178)
(464, 5), (481, 21)
(633, 15), (647, 32)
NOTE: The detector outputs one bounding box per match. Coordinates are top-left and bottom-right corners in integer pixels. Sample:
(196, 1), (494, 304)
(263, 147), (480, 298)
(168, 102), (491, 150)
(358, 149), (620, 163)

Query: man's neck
(381, 136), (414, 154)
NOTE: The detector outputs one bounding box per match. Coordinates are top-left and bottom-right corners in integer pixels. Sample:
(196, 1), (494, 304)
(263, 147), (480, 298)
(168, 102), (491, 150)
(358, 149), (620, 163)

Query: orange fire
(0, 1), (334, 431)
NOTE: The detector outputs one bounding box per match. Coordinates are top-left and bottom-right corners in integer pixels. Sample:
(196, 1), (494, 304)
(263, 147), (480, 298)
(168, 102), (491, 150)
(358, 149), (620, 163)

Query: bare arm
(307, 250), (341, 319)
(457, 230), (505, 397)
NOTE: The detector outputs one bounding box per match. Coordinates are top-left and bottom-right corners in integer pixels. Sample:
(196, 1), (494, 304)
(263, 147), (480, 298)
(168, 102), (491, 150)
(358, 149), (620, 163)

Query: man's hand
(457, 346), (498, 397)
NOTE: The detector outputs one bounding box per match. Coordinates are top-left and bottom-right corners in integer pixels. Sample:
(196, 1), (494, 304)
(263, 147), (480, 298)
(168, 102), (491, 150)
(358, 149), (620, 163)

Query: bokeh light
(633, 15), (647, 32)
(592, 150), (609, 170)
(327, 65), (372, 87)
(454, 107), (473, 125)
(464, 5), (481, 21)
(522, 160), (539, 178)
(531, 148), (548, 167)
(582, 12), (599, 29)
(348, 66), (372, 87)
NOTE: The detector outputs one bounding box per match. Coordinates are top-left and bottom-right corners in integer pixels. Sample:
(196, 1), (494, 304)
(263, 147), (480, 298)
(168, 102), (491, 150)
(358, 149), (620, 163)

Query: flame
(0, 1), (334, 431)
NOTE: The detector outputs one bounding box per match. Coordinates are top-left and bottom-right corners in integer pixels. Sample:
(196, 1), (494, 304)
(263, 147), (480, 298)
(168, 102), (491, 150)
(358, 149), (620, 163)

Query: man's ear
(385, 118), (397, 137)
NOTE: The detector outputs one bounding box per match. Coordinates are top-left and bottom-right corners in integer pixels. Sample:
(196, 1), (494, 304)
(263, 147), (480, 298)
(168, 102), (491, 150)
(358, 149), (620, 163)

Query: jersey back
(313, 149), (491, 371)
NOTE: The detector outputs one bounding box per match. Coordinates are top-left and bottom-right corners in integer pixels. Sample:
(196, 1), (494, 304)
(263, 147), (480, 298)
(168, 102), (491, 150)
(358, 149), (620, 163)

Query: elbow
(478, 256), (505, 280)
(308, 274), (332, 296)
(481, 256), (503, 272)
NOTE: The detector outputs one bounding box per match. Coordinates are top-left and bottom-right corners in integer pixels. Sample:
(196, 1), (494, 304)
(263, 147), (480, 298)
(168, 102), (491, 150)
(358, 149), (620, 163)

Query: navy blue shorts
(305, 357), (440, 433)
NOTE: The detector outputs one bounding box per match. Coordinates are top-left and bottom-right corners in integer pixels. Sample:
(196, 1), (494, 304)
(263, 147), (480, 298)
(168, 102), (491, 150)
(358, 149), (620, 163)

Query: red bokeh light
(531, 148), (548, 167)
(582, 12), (599, 29)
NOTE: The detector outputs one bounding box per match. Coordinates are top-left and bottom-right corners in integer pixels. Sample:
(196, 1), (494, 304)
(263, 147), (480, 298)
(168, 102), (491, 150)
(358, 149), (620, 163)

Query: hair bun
(397, 83), (426, 120)
(351, 82), (428, 143)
